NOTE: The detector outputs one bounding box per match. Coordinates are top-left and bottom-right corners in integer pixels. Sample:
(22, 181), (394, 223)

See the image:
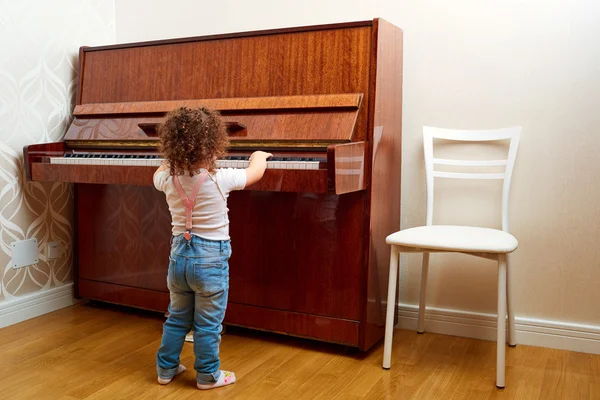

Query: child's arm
(154, 163), (169, 177)
(245, 151), (272, 186)
(153, 163), (169, 191)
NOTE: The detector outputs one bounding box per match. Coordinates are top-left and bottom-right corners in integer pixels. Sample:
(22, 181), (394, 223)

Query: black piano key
(65, 153), (73, 158)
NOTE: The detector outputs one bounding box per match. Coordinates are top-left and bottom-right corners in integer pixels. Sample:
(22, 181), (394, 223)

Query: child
(153, 106), (271, 390)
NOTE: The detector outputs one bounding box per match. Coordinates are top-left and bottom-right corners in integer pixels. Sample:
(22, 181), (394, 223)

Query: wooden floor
(0, 303), (598, 400)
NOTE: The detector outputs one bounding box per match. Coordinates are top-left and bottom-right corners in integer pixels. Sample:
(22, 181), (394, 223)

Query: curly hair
(158, 107), (229, 176)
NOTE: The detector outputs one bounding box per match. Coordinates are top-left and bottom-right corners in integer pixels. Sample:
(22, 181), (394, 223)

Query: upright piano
(24, 19), (403, 351)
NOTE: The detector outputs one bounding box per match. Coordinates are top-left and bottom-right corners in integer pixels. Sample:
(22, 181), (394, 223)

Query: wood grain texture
(75, 46), (86, 105)
(32, 164), (156, 186)
(84, 20), (374, 51)
(73, 94), (363, 115)
(76, 184), (365, 319)
(227, 191), (365, 320)
(32, 164), (330, 192)
(23, 142), (66, 180)
(23, 19), (404, 351)
(77, 184), (172, 294)
(226, 303), (359, 346)
(79, 26), (372, 142)
(78, 280), (170, 311)
(64, 111), (360, 144)
(0, 303), (597, 400)
(361, 19), (404, 351)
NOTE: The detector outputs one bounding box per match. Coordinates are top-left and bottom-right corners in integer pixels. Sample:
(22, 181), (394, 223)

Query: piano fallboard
(64, 94), (363, 148)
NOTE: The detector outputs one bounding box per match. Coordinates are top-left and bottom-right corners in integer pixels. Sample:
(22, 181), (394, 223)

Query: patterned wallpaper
(0, 1), (115, 302)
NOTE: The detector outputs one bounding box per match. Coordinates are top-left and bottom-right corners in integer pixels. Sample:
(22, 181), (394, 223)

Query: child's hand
(249, 151), (273, 161)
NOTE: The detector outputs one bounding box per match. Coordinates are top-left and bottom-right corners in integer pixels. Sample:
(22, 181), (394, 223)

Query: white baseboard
(0, 283), (77, 329)
(397, 303), (600, 355)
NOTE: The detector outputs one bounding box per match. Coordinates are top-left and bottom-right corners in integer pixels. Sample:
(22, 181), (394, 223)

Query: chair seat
(386, 225), (518, 253)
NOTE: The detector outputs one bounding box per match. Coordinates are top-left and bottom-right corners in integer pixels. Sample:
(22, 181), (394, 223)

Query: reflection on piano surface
(24, 19), (403, 351)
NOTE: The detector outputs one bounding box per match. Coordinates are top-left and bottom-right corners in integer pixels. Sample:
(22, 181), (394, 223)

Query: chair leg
(506, 255), (516, 347)
(417, 252), (430, 334)
(383, 246), (400, 370)
(496, 254), (507, 389)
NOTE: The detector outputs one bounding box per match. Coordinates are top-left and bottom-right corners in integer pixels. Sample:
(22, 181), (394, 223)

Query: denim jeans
(156, 234), (231, 384)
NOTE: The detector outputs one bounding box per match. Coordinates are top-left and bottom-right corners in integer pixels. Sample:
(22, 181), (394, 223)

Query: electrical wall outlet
(47, 241), (62, 260)
(11, 238), (38, 269)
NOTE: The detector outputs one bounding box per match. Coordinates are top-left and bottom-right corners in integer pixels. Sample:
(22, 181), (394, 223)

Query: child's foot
(157, 364), (186, 385)
(197, 370), (236, 390)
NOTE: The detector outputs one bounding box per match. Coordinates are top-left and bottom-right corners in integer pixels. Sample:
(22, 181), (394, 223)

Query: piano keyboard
(48, 154), (326, 170)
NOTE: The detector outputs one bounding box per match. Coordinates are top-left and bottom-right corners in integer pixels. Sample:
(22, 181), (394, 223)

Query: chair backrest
(423, 126), (521, 232)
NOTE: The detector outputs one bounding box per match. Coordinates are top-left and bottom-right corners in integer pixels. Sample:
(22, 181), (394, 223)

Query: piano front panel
(80, 26), (371, 141)
(225, 191), (364, 321)
(77, 184), (172, 291)
(76, 184), (365, 323)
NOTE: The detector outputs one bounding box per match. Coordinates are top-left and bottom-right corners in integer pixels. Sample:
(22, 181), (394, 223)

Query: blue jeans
(156, 234), (231, 384)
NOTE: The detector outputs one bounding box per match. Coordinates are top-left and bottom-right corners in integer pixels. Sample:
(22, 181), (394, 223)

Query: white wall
(379, 0), (600, 328)
(114, 0), (600, 330)
(0, 0), (115, 325)
(116, 0), (375, 42)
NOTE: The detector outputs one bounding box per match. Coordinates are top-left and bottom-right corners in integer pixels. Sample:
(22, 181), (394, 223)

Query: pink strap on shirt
(173, 172), (208, 240)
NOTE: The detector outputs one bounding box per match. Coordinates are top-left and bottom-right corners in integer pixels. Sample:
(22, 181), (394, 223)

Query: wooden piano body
(24, 19), (402, 351)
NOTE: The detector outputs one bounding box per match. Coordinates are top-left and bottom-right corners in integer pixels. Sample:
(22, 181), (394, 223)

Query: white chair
(382, 126), (521, 389)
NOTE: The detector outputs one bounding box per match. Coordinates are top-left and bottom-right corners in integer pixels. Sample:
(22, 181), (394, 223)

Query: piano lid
(64, 94), (363, 150)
